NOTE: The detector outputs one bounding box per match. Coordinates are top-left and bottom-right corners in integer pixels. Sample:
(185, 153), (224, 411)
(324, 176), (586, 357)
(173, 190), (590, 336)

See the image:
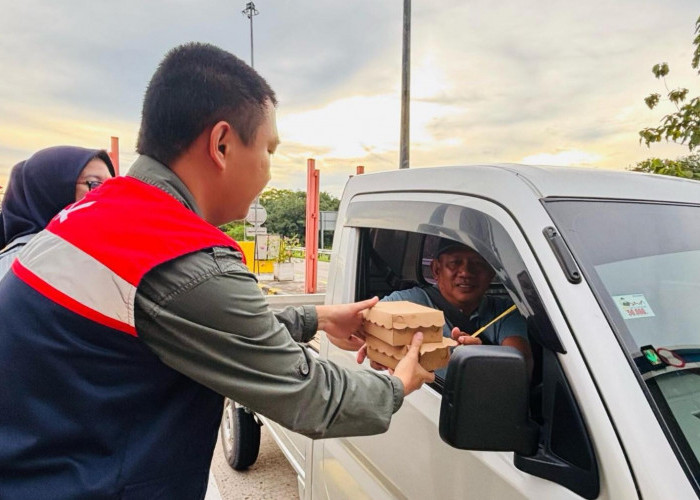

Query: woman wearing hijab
(0, 146), (115, 277)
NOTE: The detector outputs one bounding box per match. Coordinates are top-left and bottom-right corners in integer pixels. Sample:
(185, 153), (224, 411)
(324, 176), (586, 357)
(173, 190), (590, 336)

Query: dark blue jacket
(0, 177), (239, 499)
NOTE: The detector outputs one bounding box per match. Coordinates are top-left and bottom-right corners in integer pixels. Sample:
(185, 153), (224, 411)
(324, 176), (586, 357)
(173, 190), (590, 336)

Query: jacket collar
(126, 156), (202, 217)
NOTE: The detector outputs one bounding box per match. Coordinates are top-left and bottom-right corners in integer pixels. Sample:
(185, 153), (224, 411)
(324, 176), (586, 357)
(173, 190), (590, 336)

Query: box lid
(363, 301), (444, 330)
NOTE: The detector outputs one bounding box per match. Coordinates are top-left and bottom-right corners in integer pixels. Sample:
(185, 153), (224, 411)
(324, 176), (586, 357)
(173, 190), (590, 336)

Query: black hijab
(0, 146), (115, 247)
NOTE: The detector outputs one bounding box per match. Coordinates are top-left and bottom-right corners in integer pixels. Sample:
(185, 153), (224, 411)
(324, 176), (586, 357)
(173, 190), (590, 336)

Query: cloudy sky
(0, 0), (698, 197)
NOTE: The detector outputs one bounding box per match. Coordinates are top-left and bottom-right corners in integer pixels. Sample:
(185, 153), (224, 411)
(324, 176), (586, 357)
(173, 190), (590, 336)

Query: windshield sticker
(656, 348), (686, 368)
(613, 294), (656, 319)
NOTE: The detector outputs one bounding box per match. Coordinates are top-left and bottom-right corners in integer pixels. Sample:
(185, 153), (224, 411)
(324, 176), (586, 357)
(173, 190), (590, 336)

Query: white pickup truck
(221, 164), (700, 499)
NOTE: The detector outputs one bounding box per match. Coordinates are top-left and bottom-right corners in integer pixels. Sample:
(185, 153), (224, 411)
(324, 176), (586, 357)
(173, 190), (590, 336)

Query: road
(208, 257), (329, 499)
(209, 425), (299, 500)
(258, 257), (330, 295)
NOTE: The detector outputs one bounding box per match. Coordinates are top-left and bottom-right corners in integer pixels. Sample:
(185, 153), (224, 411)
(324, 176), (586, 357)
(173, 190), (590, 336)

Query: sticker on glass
(613, 294), (655, 319)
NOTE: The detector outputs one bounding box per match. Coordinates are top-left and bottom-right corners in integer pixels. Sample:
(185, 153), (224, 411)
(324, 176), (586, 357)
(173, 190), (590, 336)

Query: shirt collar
(126, 155), (202, 217)
(471, 296), (491, 320)
(432, 284), (487, 320)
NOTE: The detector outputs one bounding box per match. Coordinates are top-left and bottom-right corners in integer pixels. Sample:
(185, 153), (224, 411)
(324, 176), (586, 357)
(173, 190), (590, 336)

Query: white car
(223, 164), (700, 499)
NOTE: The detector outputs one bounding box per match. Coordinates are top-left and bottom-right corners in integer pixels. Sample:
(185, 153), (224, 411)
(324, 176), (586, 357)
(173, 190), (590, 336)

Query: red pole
(109, 136), (120, 176)
(305, 159), (319, 294)
(356, 165), (365, 175)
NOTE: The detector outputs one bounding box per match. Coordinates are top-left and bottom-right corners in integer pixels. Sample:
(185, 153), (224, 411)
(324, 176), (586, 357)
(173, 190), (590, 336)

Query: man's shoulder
(480, 293), (528, 339)
(137, 246), (250, 304)
(381, 286), (433, 307)
(482, 293), (515, 312)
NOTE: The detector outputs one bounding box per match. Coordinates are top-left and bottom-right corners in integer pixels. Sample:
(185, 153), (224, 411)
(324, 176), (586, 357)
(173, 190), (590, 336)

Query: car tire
(220, 398), (261, 470)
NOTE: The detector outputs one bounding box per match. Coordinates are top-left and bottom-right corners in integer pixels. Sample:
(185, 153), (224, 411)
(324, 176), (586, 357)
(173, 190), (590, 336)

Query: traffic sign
(245, 203), (267, 225)
(245, 226), (268, 237)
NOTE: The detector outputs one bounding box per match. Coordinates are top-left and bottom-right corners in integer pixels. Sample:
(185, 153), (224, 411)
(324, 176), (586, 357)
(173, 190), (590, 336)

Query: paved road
(209, 425), (299, 500)
(259, 258), (329, 295)
(209, 258), (328, 499)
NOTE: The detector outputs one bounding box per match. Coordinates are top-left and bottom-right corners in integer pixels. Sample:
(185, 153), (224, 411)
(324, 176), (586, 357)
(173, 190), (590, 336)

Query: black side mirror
(439, 345), (538, 456)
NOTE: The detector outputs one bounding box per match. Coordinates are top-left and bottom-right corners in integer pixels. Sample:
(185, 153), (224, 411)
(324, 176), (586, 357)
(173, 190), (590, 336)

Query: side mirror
(439, 345), (538, 456)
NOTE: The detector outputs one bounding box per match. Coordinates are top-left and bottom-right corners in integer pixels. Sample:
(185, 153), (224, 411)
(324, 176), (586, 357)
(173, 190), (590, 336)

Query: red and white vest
(0, 176), (242, 498)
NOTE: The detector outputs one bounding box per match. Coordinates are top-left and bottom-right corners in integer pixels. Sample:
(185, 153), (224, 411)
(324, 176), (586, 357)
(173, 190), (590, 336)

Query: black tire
(220, 399), (261, 470)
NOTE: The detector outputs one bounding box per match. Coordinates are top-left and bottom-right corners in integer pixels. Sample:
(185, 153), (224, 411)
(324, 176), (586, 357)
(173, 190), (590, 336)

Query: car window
(545, 199), (700, 485)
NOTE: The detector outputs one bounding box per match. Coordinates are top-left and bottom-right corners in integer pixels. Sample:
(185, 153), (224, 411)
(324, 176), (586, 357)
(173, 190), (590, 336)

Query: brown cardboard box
(363, 301), (444, 346)
(365, 334), (457, 372)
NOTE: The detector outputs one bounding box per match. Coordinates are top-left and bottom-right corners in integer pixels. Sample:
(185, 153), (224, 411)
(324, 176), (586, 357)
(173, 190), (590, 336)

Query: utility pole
(242, 2), (259, 68)
(242, 1), (261, 268)
(399, 0), (411, 169)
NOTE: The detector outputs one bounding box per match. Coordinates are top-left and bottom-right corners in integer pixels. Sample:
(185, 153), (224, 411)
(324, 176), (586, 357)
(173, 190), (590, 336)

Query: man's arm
(135, 248), (404, 439)
(273, 305), (317, 343)
(502, 335), (533, 378)
(494, 305), (533, 378)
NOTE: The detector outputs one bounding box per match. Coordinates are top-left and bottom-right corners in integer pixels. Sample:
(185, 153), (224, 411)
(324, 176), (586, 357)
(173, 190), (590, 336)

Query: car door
(312, 191), (636, 499)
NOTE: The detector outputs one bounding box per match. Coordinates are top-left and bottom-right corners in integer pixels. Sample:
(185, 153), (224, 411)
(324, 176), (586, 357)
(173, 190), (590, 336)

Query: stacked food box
(363, 301), (457, 371)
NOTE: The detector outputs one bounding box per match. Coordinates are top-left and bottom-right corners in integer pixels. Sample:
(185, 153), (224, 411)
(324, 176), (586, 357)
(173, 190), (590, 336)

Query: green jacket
(131, 156), (403, 438)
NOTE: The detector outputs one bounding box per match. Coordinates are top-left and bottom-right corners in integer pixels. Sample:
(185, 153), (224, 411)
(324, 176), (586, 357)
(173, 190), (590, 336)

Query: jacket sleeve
(134, 247), (403, 439)
(273, 305), (318, 343)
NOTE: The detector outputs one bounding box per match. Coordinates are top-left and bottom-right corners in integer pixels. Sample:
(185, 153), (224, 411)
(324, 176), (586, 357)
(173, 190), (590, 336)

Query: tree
(219, 221), (245, 240)
(319, 191), (340, 212)
(258, 188), (340, 245)
(630, 154), (700, 180)
(259, 188), (306, 241)
(639, 16), (700, 151)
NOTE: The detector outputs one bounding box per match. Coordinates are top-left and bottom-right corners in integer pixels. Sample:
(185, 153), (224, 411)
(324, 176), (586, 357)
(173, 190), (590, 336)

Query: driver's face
(432, 248), (495, 313)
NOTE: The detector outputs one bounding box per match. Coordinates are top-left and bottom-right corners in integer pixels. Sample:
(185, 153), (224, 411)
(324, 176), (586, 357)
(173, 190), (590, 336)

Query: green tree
(258, 188), (340, 245)
(219, 221), (245, 240)
(259, 188), (307, 241)
(639, 16), (700, 151)
(319, 191), (340, 212)
(630, 154), (700, 180)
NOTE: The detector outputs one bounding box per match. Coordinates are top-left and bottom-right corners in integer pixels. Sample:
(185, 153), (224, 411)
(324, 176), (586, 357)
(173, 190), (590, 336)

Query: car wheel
(220, 398), (261, 470)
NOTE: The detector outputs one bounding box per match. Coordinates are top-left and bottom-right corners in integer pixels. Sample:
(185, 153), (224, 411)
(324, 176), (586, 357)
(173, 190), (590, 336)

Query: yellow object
(255, 260), (275, 273)
(238, 240), (274, 273)
(471, 305), (518, 338)
(239, 241), (255, 271)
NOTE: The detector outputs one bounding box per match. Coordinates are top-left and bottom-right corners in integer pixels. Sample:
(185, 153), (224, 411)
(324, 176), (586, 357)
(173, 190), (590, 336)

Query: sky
(0, 0), (698, 198)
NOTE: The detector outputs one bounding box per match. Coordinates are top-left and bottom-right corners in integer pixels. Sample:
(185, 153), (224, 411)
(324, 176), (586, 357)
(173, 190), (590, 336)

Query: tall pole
(305, 159), (319, 294)
(399, 0), (411, 169)
(242, 1), (260, 269)
(242, 2), (259, 68)
(109, 136), (120, 176)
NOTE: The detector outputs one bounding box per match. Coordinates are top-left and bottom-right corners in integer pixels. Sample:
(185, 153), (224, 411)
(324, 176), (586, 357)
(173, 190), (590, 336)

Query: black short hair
(136, 42), (277, 166)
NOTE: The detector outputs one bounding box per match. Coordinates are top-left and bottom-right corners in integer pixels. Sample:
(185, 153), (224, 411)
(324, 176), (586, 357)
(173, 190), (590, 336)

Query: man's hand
(316, 296), (379, 351)
(393, 332), (435, 395)
(356, 332), (435, 394)
(450, 326), (483, 346)
(356, 344), (390, 370)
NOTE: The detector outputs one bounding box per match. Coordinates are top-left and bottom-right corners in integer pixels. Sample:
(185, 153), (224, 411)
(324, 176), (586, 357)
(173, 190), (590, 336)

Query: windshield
(545, 199), (700, 484)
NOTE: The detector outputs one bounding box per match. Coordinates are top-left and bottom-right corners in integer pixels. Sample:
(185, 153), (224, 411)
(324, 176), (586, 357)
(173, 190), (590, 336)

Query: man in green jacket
(130, 42), (433, 435)
(0, 42), (433, 498)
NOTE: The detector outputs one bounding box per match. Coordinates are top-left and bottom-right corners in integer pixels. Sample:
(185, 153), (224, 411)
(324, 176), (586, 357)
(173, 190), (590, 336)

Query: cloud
(1, 0), (699, 199)
(520, 150), (602, 167)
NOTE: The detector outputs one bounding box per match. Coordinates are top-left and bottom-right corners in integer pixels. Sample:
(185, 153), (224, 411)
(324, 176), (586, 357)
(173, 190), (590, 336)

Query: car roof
(344, 163), (700, 204)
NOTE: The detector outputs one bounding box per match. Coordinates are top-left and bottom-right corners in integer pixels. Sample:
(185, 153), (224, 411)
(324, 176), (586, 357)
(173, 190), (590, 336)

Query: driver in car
(377, 238), (532, 376)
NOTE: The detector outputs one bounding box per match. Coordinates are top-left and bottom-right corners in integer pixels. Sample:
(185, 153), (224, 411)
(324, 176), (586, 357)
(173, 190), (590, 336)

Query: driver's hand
(451, 327), (483, 346)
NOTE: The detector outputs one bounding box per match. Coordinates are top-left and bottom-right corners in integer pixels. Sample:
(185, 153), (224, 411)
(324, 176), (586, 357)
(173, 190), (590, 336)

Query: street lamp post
(242, 1), (259, 68)
(242, 2), (261, 269)
(400, 0), (411, 169)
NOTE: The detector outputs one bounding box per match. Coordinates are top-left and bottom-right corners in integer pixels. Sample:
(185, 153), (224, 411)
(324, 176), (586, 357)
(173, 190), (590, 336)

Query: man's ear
(209, 121), (232, 171)
(430, 258), (441, 279)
